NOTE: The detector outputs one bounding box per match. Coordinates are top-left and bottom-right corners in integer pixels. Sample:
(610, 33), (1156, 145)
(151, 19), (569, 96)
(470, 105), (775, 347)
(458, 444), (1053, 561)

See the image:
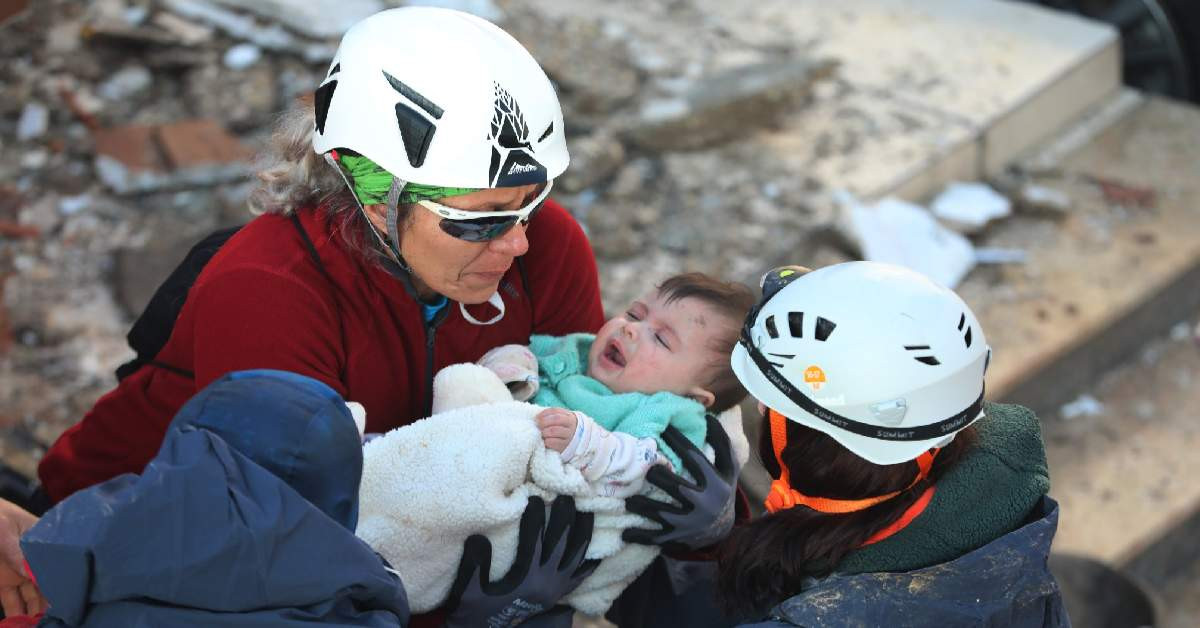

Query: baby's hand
(536, 408), (578, 453)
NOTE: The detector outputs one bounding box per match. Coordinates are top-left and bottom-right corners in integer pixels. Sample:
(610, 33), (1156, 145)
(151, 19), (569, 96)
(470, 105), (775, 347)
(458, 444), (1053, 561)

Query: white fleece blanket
(356, 363), (749, 615)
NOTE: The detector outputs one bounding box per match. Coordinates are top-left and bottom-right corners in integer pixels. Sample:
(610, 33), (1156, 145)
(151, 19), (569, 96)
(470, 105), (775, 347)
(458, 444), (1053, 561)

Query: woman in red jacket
(32, 7), (739, 627)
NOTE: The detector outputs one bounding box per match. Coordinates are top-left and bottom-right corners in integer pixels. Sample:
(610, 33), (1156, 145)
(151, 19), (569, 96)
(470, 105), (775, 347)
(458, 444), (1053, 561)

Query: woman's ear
(687, 387), (716, 409)
(361, 203), (388, 234)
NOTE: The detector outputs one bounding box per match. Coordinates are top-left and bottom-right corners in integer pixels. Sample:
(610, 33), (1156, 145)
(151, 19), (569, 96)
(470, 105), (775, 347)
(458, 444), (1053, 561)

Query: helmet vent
(963, 326), (973, 348)
(383, 71), (444, 119)
(788, 312), (804, 337)
(327, 63), (340, 78)
(905, 345), (940, 366)
(957, 313), (966, 331)
(393, 103), (436, 168)
(538, 121), (554, 143)
(765, 315), (779, 339)
(815, 317), (836, 341)
(314, 80), (337, 135)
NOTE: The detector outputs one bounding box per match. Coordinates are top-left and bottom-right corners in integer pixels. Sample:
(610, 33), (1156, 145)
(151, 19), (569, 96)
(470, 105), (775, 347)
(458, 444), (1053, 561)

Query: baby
(479, 272), (756, 496)
(355, 272), (756, 614)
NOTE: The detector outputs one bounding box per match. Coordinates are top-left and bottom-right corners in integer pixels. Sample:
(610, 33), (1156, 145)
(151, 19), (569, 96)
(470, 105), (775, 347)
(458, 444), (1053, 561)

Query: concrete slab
(528, 0), (1121, 202)
(1042, 323), (1200, 593)
(982, 38), (1122, 175)
(758, 86), (979, 199)
(703, 0), (1120, 200)
(960, 96), (1200, 413)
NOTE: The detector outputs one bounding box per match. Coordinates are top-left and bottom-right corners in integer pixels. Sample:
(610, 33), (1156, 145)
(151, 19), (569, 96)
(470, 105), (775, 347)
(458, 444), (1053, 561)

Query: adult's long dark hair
(716, 411), (977, 619)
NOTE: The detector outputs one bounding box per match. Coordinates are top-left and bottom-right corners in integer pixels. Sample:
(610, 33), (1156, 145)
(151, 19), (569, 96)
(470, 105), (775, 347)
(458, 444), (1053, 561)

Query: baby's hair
(657, 273), (756, 413)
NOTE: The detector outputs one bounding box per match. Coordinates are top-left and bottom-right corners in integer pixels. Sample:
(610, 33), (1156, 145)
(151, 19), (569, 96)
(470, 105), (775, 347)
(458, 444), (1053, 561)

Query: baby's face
(587, 290), (730, 401)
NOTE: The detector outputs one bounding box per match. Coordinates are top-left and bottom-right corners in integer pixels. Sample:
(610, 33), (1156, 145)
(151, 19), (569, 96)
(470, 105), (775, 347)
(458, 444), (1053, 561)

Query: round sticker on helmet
(804, 365), (826, 391)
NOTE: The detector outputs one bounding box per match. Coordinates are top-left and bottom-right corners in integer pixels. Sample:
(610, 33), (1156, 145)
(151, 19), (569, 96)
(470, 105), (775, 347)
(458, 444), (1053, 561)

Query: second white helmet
(312, 7), (568, 189)
(731, 262), (991, 465)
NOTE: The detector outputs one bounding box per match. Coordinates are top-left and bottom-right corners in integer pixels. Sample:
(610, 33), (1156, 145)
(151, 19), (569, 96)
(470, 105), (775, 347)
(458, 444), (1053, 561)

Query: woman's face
(365, 184), (542, 303)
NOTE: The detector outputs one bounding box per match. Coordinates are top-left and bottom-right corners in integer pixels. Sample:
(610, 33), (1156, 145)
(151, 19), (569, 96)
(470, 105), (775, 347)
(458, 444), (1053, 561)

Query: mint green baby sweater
(529, 333), (708, 472)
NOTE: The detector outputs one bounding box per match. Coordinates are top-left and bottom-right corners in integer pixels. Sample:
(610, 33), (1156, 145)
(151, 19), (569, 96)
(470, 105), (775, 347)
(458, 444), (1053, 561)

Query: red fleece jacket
(38, 199), (605, 504)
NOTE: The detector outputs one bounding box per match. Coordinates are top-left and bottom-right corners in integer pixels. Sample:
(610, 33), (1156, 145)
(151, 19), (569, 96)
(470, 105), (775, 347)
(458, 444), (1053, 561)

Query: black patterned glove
(623, 414), (738, 552)
(444, 495), (599, 627)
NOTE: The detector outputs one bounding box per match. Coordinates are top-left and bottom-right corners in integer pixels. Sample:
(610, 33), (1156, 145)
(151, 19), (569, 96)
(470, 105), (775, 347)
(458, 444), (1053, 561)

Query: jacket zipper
(423, 306), (449, 417)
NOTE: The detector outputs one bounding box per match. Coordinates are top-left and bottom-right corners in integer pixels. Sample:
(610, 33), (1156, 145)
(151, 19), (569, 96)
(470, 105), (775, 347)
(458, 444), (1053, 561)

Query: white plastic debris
(840, 191), (976, 289)
(974, 248), (1028, 265)
(223, 43), (262, 70)
(20, 150), (49, 170)
(1060, 394), (1104, 420)
(406, 0), (504, 23)
(210, 0), (386, 40)
(1020, 183), (1071, 213)
(16, 102), (49, 142)
(931, 181), (1012, 234)
(58, 195), (92, 216)
(98, 66), (153, 101)
(152, 12), (215, 45)
(123, 5), (150, 25)
(163, 0), (334, 61)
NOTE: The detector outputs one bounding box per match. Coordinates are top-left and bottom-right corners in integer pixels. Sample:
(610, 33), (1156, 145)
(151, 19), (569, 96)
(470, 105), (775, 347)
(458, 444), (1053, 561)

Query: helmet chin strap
(383, 177), (410, 270)
(324, 152), (411, 271)
(460, 291), (506, 325)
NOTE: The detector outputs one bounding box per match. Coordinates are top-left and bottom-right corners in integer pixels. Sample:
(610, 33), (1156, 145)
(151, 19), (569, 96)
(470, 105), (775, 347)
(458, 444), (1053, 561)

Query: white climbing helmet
(731, 262), (991, 466)
(312, 6), (568, 189)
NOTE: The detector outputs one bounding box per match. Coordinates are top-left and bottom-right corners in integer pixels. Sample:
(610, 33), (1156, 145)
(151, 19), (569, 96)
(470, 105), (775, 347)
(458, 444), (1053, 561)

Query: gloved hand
(444, 495), (599, 627)
(477, 344), (540, 401)
(622, 414), (738, 553)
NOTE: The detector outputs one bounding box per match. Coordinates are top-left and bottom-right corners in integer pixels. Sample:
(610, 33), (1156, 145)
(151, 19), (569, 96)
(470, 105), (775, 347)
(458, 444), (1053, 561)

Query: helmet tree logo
(804, 365), (827, 391)
(488, 82), (548, 187)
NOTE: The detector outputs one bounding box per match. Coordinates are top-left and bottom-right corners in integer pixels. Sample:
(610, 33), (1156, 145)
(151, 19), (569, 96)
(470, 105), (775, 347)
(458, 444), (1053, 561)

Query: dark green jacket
(744, 403), (1068, 628)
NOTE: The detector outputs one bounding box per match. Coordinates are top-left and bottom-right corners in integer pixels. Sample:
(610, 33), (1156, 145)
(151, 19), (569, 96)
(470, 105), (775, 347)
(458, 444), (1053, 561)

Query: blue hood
(170, 369), (363, 530)
(22, 369), (407, 627)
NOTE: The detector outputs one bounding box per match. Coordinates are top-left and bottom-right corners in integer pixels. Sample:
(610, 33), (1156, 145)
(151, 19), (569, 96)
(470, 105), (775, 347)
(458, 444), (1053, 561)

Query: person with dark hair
(717, 262), (1068, 626)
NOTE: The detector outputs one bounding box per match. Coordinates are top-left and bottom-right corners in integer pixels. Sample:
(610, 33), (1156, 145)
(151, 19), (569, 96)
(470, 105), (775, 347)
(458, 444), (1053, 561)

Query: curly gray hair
(248, 101), (418, 269)
(247, 102), (358, 217)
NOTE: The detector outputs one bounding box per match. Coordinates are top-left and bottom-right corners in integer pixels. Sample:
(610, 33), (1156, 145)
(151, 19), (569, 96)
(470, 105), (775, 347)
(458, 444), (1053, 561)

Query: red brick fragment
(0, 0), (30, 26)
(0, 222), (39, 239)
(92, 119), (252, 174)
(93, 125), (165, 173)
(157, 119), (254, 170)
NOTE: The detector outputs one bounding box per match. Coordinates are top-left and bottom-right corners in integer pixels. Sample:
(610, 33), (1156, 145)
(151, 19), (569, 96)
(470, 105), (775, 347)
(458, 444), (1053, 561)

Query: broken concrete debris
(222, 42), (262, 70)
(624, 59), (838, 152)
(161, 0), (335, 62)
(208, 0), (387, 40)
(93, 119), (254, 194)
(1017, 183), (1072, 215)
(96, 65), (154, 102)
(1060, 393), (1105, 420)
(15, 102), (49, 142)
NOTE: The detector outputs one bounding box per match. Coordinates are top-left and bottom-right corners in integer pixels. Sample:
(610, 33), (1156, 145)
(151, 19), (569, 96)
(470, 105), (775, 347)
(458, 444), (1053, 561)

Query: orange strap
(861, 485), (935, 546)
(764, 409), (938, 515)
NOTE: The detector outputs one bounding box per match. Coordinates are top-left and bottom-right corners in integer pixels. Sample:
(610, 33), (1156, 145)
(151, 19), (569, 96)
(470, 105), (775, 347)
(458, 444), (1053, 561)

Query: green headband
(335, 153), (479, 205)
